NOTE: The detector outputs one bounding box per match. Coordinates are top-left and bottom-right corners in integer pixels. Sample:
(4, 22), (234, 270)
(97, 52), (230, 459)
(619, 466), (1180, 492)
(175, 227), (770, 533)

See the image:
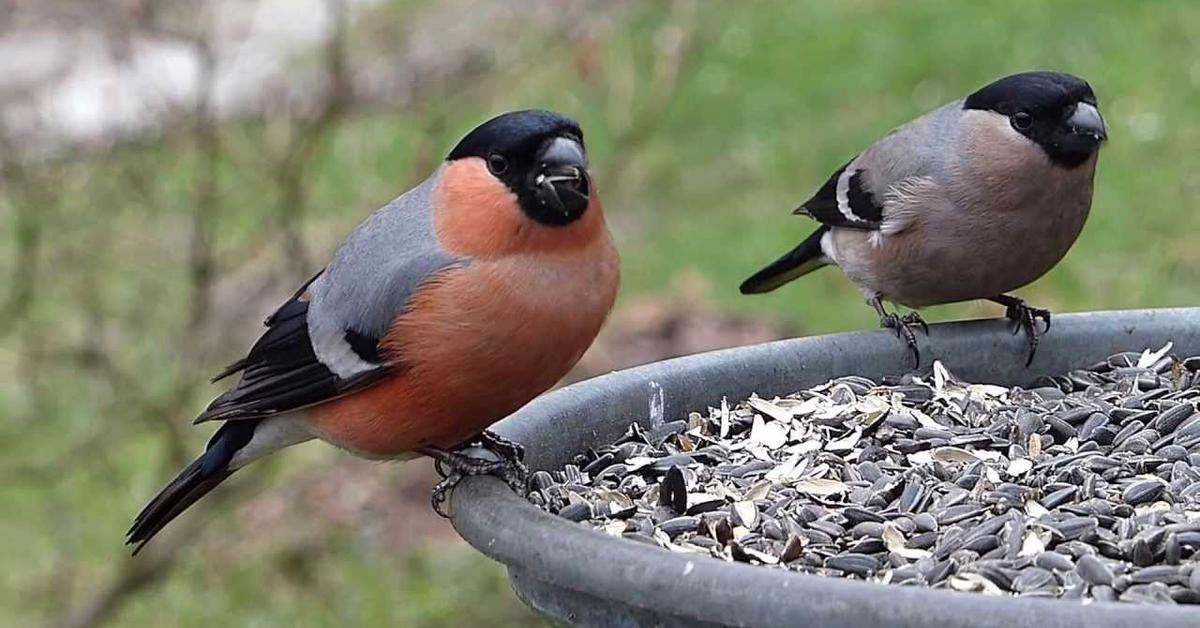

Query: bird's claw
(479, 430), (526, 465)
(1001, 300), (1051, 366)
(879, 310), (927, 369)
(422, 432), (528, 518)
(429, 471), (465, 517)
(900, 311), (929, 336)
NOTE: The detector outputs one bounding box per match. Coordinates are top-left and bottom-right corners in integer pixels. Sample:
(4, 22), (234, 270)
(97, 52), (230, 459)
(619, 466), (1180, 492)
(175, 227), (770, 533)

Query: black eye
(1012, 111), (1033, 131)
(487, 153), (508, 175)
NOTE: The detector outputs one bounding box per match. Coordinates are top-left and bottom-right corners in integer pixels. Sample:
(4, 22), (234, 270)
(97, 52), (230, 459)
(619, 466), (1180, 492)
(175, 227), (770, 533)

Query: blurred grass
(1, 1), (1198, 626)
(116, 548), (537, 627)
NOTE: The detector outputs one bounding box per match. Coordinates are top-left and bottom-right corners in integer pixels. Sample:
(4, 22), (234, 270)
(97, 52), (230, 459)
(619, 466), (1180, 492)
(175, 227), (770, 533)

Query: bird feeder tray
(449, 308), (1200, 628)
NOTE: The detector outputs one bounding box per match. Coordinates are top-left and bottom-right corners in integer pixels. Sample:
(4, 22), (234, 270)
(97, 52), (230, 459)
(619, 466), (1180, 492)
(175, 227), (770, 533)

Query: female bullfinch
(128, 110), (619, 553)
(741, 72), (1106, 366)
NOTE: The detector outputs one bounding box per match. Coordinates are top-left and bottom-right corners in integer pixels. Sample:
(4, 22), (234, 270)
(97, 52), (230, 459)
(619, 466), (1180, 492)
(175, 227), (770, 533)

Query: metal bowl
(449, 308), (1200, 628)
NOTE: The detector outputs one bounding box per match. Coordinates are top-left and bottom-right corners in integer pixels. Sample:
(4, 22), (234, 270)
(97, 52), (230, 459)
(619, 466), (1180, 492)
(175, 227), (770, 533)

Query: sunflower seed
(851, 521), (884, 539)
(1123, 480), (1165, 505)
(1042, 486), (1078, 509)
(826, 553), (880, 577)
(1035, 551), (1075, 572)
(659, 465), (688, 513)
(559, 501), (592, 522)
(938, 505), (985, 526)
(1076, 554), (1116, 586)
(809, 519), (845, 539)
(1130, 565), (1184, 585)
(1154, 403), (1196, 433)
(658, 516), (701, 537)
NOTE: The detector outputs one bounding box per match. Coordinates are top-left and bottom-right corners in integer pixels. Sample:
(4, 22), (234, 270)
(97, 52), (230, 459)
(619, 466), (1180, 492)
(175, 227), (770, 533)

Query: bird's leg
(870, 294), (925, 368)
(419, 433), (529, 518)
(989, 294), (1051, 367)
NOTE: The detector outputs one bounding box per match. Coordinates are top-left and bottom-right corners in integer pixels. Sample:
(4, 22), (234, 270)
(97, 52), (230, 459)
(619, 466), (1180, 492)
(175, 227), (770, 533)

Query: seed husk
(779, 535), (805, 563)
(1013, 567), (1058, 593)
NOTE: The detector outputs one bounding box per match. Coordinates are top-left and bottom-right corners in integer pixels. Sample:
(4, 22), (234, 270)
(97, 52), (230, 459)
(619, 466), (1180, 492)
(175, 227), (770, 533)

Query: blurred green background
(2, 0), (1198, 626)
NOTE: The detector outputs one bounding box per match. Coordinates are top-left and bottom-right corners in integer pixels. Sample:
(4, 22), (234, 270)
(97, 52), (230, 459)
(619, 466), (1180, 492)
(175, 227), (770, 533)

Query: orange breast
(307, 169), (619, 458)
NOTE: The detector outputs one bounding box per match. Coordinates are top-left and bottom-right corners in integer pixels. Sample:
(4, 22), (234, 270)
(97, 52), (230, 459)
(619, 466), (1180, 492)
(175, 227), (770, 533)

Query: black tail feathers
(126, 419), (259, 555)
(739, 226), (830, 294)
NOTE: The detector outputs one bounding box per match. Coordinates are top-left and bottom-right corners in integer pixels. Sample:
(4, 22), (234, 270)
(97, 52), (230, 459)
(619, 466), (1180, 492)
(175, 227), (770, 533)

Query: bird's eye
(1012, 111), (1033, 131)
(487, 153), (508, 175)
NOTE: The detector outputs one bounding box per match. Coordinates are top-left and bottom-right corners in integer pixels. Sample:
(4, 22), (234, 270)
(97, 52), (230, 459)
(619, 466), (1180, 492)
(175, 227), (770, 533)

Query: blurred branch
(49, 476), (269, 628)
(41, 10), (226, 627)
(186, 38), (220, 334)
(51, 548), (173, 628)
(0, 132), (48, 338)
(46, 3), (359, 626)
(266, 0), (351, 279)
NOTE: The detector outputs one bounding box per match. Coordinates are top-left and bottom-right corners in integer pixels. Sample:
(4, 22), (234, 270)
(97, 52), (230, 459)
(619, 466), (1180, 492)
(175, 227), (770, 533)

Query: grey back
(306, 166), (467, 377)
(856, 100), (964, 194)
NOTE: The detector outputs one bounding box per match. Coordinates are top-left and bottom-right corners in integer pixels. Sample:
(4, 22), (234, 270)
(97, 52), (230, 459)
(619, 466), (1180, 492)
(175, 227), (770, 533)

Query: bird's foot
(479, 430), (526, 466)
(874, 302), (927, 368)
(993, 296), (1050, 367)
(421, 433), (528, 518)
(899, 311), (929, 335)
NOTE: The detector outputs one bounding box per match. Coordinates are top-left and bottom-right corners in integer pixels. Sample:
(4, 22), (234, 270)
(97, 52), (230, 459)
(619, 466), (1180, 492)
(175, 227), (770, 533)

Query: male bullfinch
(741, 71), (1107, 366)
(127, 110), (619, 553)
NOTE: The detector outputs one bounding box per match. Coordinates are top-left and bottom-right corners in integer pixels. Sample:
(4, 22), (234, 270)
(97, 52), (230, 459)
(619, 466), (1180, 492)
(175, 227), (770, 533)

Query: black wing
(196, 274), (390, 423)
(794, 160), (884, 230)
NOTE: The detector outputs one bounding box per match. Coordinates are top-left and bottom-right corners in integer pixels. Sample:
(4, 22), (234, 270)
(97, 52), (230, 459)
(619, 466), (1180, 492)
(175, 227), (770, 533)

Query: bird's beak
(531, 136), (590, 218)
(1067, 102), (1107, 141)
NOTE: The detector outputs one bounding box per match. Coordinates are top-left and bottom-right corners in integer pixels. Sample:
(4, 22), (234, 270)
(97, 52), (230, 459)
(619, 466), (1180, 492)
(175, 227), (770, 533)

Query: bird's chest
(845, 157), (1095, 306)
(961, 155), (1094, 269)
(456, 255), (617, 367)
(899, 124), (1093, 290)
(959, 171), (1092, 262)
(392, 241), (618, 432)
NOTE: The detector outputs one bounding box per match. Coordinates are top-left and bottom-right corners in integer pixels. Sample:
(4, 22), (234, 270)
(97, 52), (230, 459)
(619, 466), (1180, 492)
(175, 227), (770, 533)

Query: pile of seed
(528, 345), (1200, 604)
